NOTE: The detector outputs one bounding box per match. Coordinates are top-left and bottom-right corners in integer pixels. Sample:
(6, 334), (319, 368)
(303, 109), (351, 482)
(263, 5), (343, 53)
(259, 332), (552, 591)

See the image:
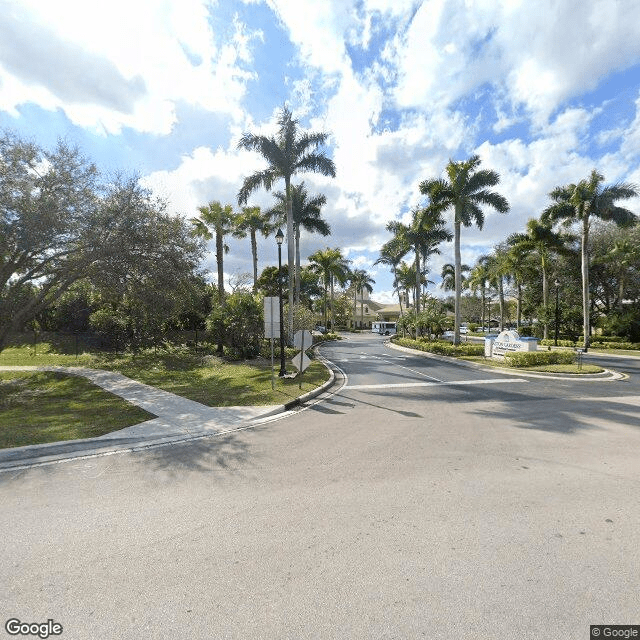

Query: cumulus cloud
(0, 0), (260, 134)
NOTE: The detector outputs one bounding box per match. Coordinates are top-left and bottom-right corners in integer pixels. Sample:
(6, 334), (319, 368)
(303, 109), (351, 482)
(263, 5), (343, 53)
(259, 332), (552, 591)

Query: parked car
(315, 325), (327, 334)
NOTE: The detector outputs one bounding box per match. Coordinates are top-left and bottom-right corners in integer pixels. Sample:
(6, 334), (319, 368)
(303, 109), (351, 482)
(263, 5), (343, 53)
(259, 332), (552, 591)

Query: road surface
(1, 333), (638, 639)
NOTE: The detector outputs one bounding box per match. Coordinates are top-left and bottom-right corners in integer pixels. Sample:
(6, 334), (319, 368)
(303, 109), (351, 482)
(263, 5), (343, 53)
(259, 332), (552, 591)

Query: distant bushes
(504, 350), (575, 367)
(539, 339), (576, 347)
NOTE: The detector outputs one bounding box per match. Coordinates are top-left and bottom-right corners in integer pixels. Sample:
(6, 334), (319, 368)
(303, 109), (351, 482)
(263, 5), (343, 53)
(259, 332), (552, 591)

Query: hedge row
(539, 339), (576, 347)
(539, 337), (640, 350)
(590, 341), (640, 350)
(504, 350), (576, 367)
(394, 337), (484, 357)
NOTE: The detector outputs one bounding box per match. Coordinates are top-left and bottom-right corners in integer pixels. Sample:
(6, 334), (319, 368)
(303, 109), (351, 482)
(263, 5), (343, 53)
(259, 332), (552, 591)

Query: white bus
(371, 321), (397, 336)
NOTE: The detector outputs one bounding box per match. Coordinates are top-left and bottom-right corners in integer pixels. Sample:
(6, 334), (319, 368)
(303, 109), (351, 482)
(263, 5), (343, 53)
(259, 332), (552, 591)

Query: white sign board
(264, 297), (280, 339)
(488, 330), (538, 358)
(293, 330), (313, 350)
(291, 351), (312, 372)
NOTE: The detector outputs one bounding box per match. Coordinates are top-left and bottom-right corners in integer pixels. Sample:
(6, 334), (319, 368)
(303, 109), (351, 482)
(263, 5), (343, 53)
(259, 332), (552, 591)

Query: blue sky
(2, 0), (640, 303)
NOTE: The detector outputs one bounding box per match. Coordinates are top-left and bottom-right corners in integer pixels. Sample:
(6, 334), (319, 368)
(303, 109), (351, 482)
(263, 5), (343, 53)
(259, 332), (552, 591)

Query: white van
(371, 321), (397, 336)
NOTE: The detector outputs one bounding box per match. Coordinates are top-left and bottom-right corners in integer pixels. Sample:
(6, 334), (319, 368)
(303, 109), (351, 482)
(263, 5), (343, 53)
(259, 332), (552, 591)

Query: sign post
(292, 329), (313, 389)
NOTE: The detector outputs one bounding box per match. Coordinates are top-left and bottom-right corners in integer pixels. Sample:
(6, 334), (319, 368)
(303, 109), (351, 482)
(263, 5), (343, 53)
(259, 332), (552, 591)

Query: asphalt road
(1, 334), (639, 639)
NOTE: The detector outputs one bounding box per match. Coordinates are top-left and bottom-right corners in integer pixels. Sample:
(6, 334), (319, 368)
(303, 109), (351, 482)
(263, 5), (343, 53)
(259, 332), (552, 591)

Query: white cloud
(0, 0), (259, 134)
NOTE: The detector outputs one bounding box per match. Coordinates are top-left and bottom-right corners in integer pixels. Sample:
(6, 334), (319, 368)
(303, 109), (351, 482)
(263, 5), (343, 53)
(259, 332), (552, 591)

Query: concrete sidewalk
(0, 365), (335, 470)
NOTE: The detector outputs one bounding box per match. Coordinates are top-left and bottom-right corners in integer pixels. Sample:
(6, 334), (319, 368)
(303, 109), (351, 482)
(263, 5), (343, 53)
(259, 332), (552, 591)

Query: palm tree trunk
(454, 217), (462, 345)
(516, 282), (522, 329)
(216, 227), (224, 303)
(353, 288), (357, 329)
(481, 287), (486, 331)
(330, 275), (335, 330)
(215, 226), (225, 355)
(582, 217), (590, 350)
(498, 277), (505, 331)
(414, 250), (421, 314)
(393, 266), (404, 317)
(250, 229), (258, 290)
(360, 289), (364, 328)
(285, 177), (294, 342)
(323, 273), (329, 328)
(295, 224), (301, 305)
(541, 254), (548, 340)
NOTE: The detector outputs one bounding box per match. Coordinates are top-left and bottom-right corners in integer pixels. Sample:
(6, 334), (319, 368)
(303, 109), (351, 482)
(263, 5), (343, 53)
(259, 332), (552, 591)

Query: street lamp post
(554, 278), (560, 347)
(276, 229), (287, 377)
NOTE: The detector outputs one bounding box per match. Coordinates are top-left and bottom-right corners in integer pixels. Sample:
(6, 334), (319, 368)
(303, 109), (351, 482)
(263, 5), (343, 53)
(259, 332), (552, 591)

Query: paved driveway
(1, 335), (638, 639)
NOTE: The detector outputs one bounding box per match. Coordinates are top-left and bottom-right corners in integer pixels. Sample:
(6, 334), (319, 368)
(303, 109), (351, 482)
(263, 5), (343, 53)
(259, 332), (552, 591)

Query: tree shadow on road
(347, 384), (640, 435)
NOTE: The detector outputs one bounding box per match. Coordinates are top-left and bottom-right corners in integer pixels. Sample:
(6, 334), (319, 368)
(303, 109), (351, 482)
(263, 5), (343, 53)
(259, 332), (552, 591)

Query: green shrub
(393, 337), (483, 357)
(504, 350), (576, 367)
(590, 341), (640, 350)
(539, 339), (576, 347)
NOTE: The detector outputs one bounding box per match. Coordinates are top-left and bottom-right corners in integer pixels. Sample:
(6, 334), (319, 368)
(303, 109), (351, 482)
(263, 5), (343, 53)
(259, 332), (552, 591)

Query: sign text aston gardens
(485, 330), (538, 358)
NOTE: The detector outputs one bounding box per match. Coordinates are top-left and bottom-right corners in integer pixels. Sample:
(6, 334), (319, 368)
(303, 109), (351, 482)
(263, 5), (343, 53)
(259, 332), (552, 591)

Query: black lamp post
(554, 278), (560, 347)
(276, 228), (287, 377)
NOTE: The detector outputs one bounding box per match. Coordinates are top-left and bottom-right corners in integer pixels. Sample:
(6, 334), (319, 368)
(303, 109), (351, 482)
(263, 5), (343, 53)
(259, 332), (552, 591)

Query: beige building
(349, 290), (408, 328)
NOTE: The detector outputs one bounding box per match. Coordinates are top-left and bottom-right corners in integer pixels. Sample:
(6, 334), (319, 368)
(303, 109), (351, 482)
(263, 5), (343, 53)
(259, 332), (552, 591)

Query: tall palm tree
(394, 262), (416, 315)
(232, 206), (273, 290)
(308, 247), (351, 329)
(350, 269), (375, 329)
(504, 238), (530, 330)
(543, 170), (637, 349)
(421, 155), (509, 344)
(375, 236), (407, 317)
(191, 201), (235, 302)
(468, 257), (491, 331)
(237, 107), (336, 337)
(266, 182), (330, 304)
(507, 218), (573, 339)
(486, 244), (512, 331)
(386, 206), (452, 314)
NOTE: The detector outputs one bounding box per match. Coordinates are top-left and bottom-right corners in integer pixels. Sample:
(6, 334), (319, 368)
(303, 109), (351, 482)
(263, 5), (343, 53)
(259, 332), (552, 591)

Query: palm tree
(375, 235), (409, 317)
(607, 239), (640, 310)
(386, 206), (452, 314)
(507, 218), (572, 339)
(504, 238), (530, 330)
(468, 257), (490, 331)
(266, 182), (330, 304)
(237, 107), (336, 337)
(421, 155), (509, 344)
(441, 262), (470, 292)
(308, 247), (351, 329)
(350, 269), (375, 329)
(232, 206), (273, 290)
(543, 170), (638, 349)
(394, 262), (416, 316)
(191, 201), (235, 302)
(486, 244), (512, 331)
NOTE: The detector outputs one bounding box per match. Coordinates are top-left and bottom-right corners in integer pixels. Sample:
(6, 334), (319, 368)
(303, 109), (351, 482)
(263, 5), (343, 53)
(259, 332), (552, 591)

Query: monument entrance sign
(485, 330), (538, 358)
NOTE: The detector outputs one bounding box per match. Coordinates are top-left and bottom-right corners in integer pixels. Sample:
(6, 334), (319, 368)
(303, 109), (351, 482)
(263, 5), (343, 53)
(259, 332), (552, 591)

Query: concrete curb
(385, 340), (624, 381)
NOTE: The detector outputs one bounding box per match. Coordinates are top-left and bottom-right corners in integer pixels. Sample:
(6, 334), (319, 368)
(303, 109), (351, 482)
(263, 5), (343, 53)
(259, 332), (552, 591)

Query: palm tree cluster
(377, 154), (510, 344)
(190, 106), (377, 338)
(439, 170), (638, 348)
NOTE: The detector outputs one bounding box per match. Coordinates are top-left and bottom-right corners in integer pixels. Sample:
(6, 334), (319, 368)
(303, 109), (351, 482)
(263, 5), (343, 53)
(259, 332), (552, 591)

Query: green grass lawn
(90, 351), (330, 406)
(0, 371), (155, 449)
(0, 342), (331, 449)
